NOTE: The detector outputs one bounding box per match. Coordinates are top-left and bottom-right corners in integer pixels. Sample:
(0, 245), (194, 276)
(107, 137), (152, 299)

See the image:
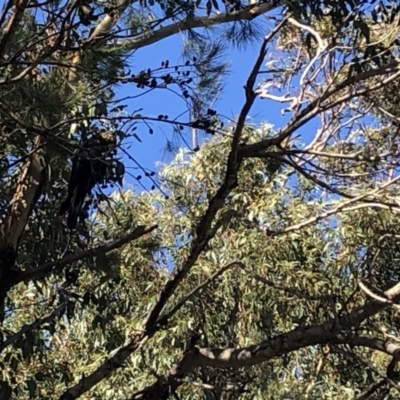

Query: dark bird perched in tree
(59, 131), (117, 230)
(77, 0), (98, 26)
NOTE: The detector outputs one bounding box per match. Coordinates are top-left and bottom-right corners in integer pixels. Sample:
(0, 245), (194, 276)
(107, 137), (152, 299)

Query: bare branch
(88, 0), (278, 49)
(242, 61), (400, 158)
(287, 17), (327, 88)
(117, 2), (281, 51)
(358, 279), (395, 305)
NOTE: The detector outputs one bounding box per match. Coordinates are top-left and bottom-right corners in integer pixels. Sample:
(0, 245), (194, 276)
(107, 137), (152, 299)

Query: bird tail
(66, 199), (84, 230)
(67, 211), (79, 230)
(60, 197), (81, 230)
(59, 199), (69, 216)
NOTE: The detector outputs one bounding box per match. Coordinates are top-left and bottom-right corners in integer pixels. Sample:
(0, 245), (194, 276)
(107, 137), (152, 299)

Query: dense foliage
(2, 0), (400, 399)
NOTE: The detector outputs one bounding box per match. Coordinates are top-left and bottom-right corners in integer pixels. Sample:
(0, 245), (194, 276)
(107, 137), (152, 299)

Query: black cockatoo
(59, 131), (116, 230)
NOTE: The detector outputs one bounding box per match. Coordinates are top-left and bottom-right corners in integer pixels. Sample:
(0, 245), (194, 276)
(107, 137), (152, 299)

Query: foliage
(2, 0), (400, 399)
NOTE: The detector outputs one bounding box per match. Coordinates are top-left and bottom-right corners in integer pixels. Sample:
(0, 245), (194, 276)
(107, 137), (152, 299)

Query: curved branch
(117, 2), (281, 50)
(358, 279), (394, 304)
(332, 335), (400, 358)
(127, 282), (400, 399)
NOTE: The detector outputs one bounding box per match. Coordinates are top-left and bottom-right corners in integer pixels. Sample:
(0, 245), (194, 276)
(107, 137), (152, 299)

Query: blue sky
(116, 32), (286, 188)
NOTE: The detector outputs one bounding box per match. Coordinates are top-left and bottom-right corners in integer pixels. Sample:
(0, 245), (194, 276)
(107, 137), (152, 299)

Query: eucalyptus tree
(1, 0), (400, 399)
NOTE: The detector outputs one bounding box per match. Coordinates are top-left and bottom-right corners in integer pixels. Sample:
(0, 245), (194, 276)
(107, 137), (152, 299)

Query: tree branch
(332, 334), (400, 358)
(59, 334), (147, 400)
(0, 135), (48, 299)
(0, 302), (67, 353)
(158, 260), (240, 326)
(332, 335), (400, 399)
(57, 26), (281, 399)
(246, 61), (400, 158)
(127, 281), (400, 399)
(13, 225), (157, 285)
(358, 279), (395, 305)
(0, 0), (30, 59)
(141, 25), (284, 332)
(118, 2), (281, 51)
